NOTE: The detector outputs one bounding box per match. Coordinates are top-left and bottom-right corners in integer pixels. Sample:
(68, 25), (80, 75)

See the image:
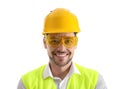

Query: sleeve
(95, 74), (107, 89)
(17, 79), (26, 89)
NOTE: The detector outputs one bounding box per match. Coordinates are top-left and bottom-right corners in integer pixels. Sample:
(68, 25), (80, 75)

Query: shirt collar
(43, 62), (81, 79)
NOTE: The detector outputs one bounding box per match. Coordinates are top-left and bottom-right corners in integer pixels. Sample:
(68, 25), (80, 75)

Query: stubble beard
(49, 53), (73, 67)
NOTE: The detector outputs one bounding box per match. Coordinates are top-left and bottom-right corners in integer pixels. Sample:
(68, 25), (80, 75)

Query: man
(17, 8), (107, 89)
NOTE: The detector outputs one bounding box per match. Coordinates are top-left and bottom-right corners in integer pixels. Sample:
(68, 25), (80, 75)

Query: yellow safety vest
(22, 64), (98, 89)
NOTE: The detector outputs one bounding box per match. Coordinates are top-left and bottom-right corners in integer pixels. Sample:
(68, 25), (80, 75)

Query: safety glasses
(45, 35), (78, 48)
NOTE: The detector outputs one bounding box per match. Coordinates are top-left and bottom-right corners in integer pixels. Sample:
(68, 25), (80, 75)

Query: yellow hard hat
(42, 8), (80, 34)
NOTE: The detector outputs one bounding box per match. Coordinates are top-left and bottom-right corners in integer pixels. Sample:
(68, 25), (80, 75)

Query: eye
(49, 39), (60, 45)
(64, 38), (73, 45)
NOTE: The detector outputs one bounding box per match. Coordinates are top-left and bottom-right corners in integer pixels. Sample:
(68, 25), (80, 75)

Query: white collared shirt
(43, 62), (80, 89)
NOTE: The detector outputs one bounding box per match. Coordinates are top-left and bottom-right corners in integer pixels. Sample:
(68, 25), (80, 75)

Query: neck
(50, 62), (72, 79)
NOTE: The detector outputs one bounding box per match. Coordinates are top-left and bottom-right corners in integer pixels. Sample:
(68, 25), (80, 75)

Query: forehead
(46, 33), (75, 37)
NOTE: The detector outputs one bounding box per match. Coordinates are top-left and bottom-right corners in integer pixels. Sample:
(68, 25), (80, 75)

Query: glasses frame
(45, 35), (78, 48)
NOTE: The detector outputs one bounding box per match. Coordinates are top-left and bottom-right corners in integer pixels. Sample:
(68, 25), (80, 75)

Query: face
(43, 33), (78, 67)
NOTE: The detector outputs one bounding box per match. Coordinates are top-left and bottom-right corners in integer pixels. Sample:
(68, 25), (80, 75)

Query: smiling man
(17, 8), (107, 89)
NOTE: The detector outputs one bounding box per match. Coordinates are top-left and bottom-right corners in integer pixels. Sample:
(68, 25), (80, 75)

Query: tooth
(56, 53), (66, 56)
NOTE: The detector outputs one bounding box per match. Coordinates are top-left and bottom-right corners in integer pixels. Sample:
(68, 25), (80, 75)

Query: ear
(43, 37), (47, 49)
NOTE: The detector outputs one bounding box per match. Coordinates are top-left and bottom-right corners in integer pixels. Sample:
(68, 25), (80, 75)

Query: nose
(56, 38), (66, 51)
(57, 43), (66, 51)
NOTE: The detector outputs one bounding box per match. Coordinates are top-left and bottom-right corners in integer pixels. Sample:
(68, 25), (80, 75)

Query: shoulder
(70, 63), (100, 88)
(75, 63), (99, 79)
(22, 64), (46, 80)
(95, 74), (107, 89)
(21, 64), (46, 88)
(75, 63), (98, 73)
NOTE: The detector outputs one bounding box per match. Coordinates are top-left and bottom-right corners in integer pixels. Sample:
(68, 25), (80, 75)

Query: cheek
(47, 46), (55, 54)
(69, 46), (77, 51)
(68, 46), (77, 54)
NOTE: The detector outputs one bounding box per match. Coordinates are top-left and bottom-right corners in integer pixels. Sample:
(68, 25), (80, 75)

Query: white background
(0, 0), (120, 89)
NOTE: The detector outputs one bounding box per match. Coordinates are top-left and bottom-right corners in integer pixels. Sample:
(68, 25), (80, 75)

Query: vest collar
(43, 62), (81, 79)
